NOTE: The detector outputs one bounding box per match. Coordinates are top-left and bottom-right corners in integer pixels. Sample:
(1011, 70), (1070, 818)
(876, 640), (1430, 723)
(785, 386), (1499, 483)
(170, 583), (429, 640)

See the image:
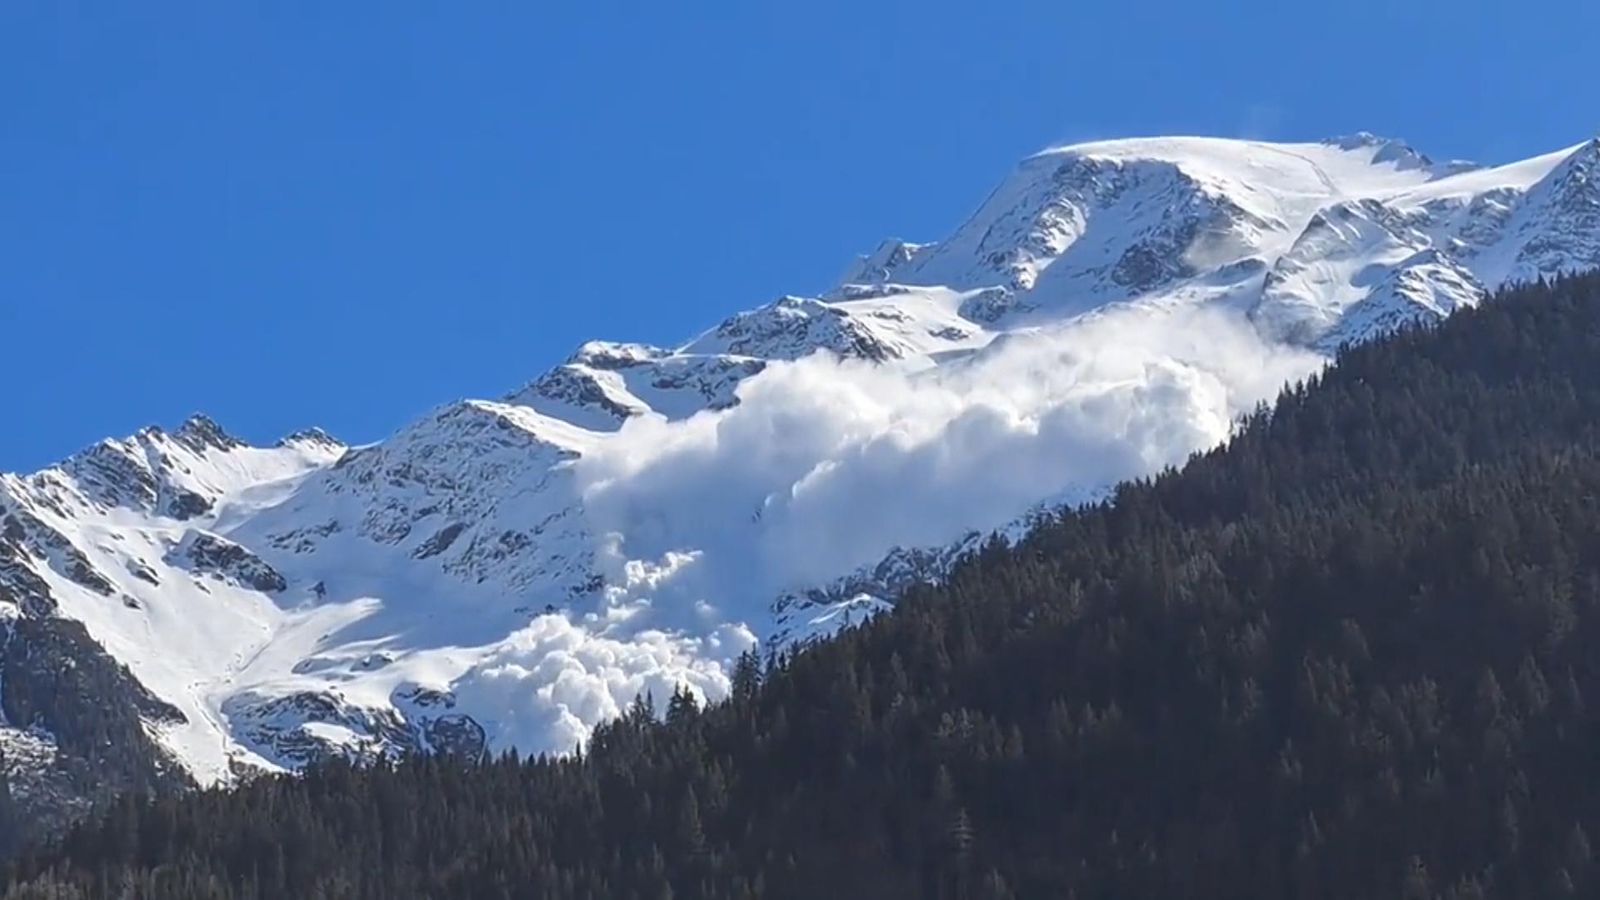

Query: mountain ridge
(4, 132), (1600, 820)
(19, 271), (1600, 898)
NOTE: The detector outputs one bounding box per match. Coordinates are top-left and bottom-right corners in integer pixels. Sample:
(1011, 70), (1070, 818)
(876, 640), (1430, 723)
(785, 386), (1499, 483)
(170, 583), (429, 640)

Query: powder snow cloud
(574, 303), (1322, 628)
(442, 303), (1320, 754)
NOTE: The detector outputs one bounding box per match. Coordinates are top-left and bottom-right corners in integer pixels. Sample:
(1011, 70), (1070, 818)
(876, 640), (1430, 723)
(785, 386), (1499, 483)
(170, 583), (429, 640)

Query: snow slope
(4, 132), (1599, 784)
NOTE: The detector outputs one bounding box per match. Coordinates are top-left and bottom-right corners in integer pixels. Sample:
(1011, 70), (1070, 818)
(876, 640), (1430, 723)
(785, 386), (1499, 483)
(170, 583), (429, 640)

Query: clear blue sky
(3, 1), (1596, 471)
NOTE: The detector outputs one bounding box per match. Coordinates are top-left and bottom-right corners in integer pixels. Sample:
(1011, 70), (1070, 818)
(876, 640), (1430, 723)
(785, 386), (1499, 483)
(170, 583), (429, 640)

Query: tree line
(11, 273), (1600, 898)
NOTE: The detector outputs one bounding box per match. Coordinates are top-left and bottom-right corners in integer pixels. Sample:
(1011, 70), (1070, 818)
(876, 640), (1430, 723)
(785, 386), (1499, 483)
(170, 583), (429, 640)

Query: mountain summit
(4, 134), (1599, 818)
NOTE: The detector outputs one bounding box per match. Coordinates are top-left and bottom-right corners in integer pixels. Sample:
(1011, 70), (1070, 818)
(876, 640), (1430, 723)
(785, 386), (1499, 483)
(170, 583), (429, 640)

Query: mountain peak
(276, 427), (344, 452)
(1562, 135), (1600, 167)
(1319, 132), (1454, 174)
(567, 340), (668, 369)
(8, 131), (1600, 805)
(175, 414), (244, 453)
(1322, 130), (1413, 151)
(838, 238), (927, 286)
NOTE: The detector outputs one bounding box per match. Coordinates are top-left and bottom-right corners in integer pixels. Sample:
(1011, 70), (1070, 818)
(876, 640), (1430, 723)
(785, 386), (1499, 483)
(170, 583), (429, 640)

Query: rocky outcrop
(687, 296), (902, 362)
(2, 510), (115, 597)
(225, 687), (486, 769)
(170, 532), (288, 592)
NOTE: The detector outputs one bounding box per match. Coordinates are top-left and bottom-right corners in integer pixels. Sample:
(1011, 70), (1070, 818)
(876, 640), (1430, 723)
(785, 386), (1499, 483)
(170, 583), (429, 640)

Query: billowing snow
(5, 132), (1599, 782)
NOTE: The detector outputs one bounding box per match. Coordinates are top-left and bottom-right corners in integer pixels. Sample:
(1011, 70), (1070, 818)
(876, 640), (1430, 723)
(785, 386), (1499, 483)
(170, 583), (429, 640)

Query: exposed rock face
(163, 488), (214, 521)
(0, 421), (344, 807)
(411, 522), (467, 560)
(3, 510), (115, 597)
(517, 366), (644, 429)
(395, 688), (488, 758)
(62, 439), (162, 512)
(170, 532), (288, 593)
(224, 687), (486, 770)
(1249, 200), (1482, 348)
(1245, 142), (1600, 350)
(686, 296), (902, 362)
(0, 615), (192, 841)
(173, 414), (245, 453)
(0, 517), (59, 620)
(1503, 139), (1600, 282)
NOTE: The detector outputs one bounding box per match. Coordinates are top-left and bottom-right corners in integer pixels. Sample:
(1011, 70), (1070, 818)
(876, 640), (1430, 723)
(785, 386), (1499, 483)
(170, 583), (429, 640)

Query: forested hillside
(12, 272), (1600, 898)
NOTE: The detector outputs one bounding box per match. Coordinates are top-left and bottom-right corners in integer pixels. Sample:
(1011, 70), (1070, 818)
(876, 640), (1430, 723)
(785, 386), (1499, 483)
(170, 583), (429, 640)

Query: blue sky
(3, 1), (1596, 471)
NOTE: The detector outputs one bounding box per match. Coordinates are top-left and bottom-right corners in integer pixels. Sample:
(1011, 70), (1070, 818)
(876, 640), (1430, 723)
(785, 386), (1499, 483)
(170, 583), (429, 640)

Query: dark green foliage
(2, 617), (186, 794)
(14, 272), (1600, 898)
(0, 617), (191, 839)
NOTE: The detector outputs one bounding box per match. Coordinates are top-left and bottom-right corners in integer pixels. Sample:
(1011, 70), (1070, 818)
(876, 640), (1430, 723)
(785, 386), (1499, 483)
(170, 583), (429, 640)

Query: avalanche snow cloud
(439, 304), (1319, 757)
(6, 133), (1600, 780)
(577, 304), (1319, 614)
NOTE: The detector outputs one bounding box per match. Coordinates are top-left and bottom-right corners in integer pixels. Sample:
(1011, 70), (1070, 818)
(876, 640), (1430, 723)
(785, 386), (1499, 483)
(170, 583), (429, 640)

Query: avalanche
(4, 132), (1599, 784)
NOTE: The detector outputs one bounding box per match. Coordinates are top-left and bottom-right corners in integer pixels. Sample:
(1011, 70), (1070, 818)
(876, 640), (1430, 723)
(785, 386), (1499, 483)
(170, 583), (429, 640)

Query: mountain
(16, 273), (1600, 900)
(3, 133), (1599, 822)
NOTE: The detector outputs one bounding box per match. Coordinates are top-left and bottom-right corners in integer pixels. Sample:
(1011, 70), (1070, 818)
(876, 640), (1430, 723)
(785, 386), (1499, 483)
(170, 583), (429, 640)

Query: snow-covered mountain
(4, 133), (1599, 811)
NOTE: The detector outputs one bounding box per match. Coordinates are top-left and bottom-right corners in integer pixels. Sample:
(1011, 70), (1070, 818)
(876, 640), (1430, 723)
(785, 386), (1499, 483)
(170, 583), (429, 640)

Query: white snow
(5, 131), (1599, 782)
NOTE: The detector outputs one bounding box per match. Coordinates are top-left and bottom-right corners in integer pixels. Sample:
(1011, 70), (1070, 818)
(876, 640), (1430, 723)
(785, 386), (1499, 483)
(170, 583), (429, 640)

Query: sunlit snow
(4, 133), (1598, 782)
